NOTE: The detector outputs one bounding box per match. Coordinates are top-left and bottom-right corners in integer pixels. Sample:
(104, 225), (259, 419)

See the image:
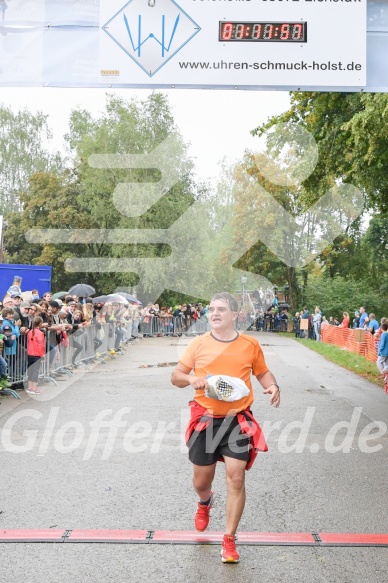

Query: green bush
(304, 275), (388, 321)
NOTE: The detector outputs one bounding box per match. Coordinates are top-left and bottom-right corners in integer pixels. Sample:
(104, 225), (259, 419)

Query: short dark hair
(382, 323), (388, 331)
(49, 300), (60, 310)
(2, 307), (14, 318)
(210, 292), (238, 312)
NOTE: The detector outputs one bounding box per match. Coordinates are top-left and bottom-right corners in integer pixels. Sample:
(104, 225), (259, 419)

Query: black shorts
(188, 415), (250, 466)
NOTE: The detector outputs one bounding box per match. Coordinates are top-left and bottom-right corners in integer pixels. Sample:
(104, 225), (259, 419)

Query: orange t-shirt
(179, 331), (269, 416)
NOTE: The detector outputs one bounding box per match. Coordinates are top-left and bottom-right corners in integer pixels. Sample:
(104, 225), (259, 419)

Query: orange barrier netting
(321, 325), (378, 363)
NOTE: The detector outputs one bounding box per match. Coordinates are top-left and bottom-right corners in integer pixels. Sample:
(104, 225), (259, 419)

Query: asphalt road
(0, 332), (387, 583)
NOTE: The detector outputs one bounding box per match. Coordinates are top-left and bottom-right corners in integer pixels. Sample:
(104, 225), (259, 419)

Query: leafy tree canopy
(252, 92), (388, 212)
(3, 93), (209, 300)
(0, 105), (63, 214)
(304, 275), (388, 322)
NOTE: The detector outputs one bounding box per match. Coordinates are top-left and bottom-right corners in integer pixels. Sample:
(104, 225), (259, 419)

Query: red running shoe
(221, 534), (240, 563)
(194, 491), (214, 532)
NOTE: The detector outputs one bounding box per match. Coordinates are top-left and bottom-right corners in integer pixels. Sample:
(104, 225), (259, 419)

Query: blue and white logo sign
(102, 0), (201, 77)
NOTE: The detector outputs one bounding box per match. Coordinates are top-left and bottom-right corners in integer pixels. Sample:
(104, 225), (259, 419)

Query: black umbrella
(68, 283), (96, 297)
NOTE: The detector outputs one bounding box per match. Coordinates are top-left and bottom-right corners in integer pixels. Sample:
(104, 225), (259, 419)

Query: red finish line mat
(66, 530), (148, 543)
(0, 530), (387, 546)
(149, 531), (317, 545)
(319, 533), (388, 546)
(0, 530), (66, 542)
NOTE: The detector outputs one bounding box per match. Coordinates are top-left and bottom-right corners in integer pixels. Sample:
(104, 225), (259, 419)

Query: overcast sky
(0, 87), (290, 180)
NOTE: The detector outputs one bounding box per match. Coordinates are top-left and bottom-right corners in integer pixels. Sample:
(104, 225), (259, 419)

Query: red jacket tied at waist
(185, 401), (268, 471)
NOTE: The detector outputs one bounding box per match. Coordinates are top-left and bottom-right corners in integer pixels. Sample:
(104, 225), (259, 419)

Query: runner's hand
(189, 376), (209, 391)
(263, 385), (281, 408)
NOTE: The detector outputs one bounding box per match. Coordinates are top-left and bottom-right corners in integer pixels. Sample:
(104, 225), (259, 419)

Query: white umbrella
(102, 294), (129, 304)
(21, 291), (34, 301)
(114, 292), (142, 305)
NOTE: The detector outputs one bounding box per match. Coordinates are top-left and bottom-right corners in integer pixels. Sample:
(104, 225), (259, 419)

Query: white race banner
(100, 0), (367, 87)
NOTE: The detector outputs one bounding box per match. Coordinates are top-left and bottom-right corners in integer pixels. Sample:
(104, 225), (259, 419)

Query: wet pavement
(0, 332), (387, 583)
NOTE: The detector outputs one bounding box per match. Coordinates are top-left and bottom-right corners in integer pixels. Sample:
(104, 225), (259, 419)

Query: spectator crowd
(1, 277), (387, 392)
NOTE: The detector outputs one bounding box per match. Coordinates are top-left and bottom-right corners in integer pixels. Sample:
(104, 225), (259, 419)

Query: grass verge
(278, 332), (385, 388)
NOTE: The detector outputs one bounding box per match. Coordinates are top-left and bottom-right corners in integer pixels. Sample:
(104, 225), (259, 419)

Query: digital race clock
(219, 22), (307, 43)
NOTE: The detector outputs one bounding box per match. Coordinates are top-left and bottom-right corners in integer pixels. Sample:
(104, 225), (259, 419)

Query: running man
(171, 292), (280, 563)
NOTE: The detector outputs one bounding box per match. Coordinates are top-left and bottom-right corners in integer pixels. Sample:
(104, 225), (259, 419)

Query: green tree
(230, 153), (301, 307)
(363, 213), (388, 291)
(64, 92), (200, 299)
(4, 171), (92, 290)
(4, 93), (209, 302)
(0, 106), (63, 213)
(223, 138), (361, 309)
(304, 274), (388, 321)
(252, 92), (388, 212)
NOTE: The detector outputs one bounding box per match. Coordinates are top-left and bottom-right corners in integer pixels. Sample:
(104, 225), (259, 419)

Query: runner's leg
(224, 456), (247, 536)
(192, 463), (216, 502)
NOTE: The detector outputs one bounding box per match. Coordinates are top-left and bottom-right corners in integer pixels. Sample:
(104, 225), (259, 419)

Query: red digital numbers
(280, 24), (290, 41)
(263, 24), (273, 39)
(252, 23), (262, 39)
(221, 23), (233, 41)
(220, 22), (306, 42)
(292, 24), (303, 40)
(236, 23), (245, 39)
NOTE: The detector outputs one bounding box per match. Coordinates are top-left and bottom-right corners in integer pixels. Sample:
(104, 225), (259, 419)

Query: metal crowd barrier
(140, 315), (210, 337)
(1, 313), (214, 398)
(173, 316), (183, 336)
(194, 317), (209, 334)
(263, 316), (275, 332)
(0, 321), (136, 397)
(259, 316), (289, 332)
(0, 339), (27, 398)
(279, 319), (289, 332)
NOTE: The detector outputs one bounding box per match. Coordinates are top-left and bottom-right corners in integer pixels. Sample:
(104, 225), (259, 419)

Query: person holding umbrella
(51, 292), (68, 301)
(67, 284), (96, 298)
